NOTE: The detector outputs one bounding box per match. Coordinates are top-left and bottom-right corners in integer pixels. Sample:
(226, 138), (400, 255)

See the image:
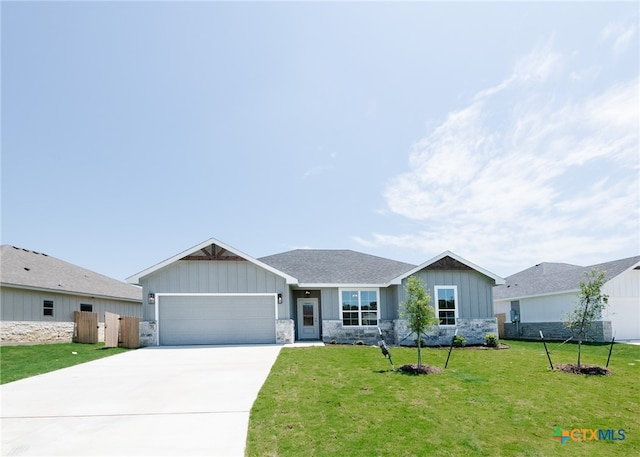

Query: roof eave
(0, 282), (142, 303)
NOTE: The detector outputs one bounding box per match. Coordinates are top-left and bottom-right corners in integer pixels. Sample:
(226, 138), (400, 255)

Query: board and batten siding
(397, 269), (495, 319)
(141, 260), (290, 321)
(0, 286), (142, 322)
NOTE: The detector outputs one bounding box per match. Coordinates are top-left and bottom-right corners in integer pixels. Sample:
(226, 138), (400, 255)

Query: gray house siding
(141, 260), (290, 321)
(1, 286), (142, 344)
(1, 286), (142, 322)
(400, 269), (494, 318)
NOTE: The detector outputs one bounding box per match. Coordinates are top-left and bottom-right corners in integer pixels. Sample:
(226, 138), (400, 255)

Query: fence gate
(104, 312), (120, 348)
(495, 313), (506, 338)
(120, 316), (140, 349)
(74, 311), (98, 344)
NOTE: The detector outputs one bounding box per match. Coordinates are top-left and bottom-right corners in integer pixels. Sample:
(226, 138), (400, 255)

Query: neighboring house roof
(0, 245), (142, 302)
(388, 250), (505, 285)
(494, 255), (640, 301)
(259, 249), (416, 286)
(126, 238), (298, 285)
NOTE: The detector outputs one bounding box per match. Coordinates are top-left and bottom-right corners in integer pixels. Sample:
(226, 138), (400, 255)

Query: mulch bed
(437, 344), (510, 350)
(555, 364), (611, 376)
(398, 364), (443, 375)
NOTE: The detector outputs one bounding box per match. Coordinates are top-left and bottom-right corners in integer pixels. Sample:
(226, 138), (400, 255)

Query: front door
(297, 298), (319, 340)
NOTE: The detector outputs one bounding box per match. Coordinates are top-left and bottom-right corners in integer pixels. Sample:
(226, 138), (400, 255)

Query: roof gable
(0, 245), (141, 302)
(389, 251), (505, 285)
(494, 255), (640, 300)
(126, 238), (298, 284)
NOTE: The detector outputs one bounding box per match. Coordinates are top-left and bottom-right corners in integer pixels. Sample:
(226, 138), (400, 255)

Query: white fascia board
(126, 237), (298, 285)
(388, 250), (506, 285)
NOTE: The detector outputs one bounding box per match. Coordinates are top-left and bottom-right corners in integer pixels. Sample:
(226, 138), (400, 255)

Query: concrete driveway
(1, 345), (282, 456)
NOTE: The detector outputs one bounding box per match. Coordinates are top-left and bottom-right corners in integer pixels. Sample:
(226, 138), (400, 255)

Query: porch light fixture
(304, 290), (311, 297)
(277, 293), (283, 304)
(148, 292), (155, 305)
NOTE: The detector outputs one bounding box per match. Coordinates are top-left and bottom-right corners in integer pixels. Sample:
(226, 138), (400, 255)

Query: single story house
(0, 245), (143, 343)
(493, 255), (640, 341)
(126, 237), (505, 346)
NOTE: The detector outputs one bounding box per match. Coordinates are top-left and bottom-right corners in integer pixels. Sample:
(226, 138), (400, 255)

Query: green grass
(246, 340), (640, 457)
(0, 342), (131, 384)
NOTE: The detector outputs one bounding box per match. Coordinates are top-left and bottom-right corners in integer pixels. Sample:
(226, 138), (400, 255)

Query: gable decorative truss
(388, 250), (505, 286)
(126, 238), (298, 285)
(180, 243), (245, 261)
(424, 256), (473, 271)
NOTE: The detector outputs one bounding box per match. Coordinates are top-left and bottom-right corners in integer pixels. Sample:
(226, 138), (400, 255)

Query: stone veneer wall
(276, 319), (294, 344)
(395, 318), (498, 346)
(320, 318), (501, 346)
(502, 321), (612, 342)
(322, 320), (394, 345)
(0, 321), (107, 344)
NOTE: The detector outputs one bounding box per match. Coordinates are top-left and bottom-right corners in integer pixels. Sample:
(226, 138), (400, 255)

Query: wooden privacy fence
(105, 312), (140, 349)
(495, 313), (506, 338)
(74, 311), (99, 343)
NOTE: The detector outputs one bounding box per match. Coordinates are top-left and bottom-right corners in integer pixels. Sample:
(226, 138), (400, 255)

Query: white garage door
(158, 294), (276, 345)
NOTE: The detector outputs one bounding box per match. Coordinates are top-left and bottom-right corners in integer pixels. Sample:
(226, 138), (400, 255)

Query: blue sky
(2, 1), (638, 282)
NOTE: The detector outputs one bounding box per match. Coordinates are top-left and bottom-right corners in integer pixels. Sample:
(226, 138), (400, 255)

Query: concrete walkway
(1, 345), (282, 456)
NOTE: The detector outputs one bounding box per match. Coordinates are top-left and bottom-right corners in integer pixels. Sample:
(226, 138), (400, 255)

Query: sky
(1, 1), (639, 283)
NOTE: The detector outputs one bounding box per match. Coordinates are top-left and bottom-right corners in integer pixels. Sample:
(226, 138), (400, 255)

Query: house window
(434, 286), (458, 326)
(340, 289), (378, 326)
(80, 304), (93, 312)
(43, 300), (54, 317)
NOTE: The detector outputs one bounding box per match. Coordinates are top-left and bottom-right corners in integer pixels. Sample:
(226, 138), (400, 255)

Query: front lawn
(0, 342), (131, 384)
(247, 340), (639, 456)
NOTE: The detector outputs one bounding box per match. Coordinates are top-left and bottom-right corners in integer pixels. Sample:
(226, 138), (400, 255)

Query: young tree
(564, 269), (609, 368)
(401, 276), (439, 369)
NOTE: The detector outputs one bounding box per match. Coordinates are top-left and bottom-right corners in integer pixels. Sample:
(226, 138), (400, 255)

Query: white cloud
(360, 40), (639, 274)
(601, 20), (639, 55)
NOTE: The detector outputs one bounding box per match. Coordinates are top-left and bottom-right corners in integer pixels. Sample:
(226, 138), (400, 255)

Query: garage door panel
(158, 295), (276, 345)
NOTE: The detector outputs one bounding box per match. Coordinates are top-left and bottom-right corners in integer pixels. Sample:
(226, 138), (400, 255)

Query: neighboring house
(493, 256), (640, 342)
(1, 245), (142, 343)
(126, 237), (505, 347)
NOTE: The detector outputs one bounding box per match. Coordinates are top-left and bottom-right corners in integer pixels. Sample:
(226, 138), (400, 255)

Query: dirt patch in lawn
(398, 364), (443, 375)
(555, 364), (611, 376)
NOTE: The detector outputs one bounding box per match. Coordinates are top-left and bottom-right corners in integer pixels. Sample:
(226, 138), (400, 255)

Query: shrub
(453, 335), (466, 347)
(355, 340), (365, 346)
(329, 339), (337, 345)
(484, 333), (498, 347)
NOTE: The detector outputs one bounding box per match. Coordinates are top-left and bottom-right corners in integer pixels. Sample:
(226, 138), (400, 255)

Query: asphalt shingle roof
(259, 249), (416, 284)
(493, 255), (640, 300)
(1, 245), (142, 301)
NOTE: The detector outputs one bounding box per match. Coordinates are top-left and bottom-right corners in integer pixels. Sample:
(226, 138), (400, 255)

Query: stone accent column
(276, 319), (294, 344)
(139, 320), (157, 347)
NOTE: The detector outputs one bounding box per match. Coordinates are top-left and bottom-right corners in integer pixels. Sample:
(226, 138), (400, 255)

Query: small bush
(484, 333), (498, 347)
(414, 338), (427, 347)
(453, 335), (466, 347)
(329, 339), (337, 345)
(355, 340), (365, 346)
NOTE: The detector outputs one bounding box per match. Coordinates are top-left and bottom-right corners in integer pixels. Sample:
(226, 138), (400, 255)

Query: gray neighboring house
(493, 255), (640, 341)
(126, 237), (505, 347)
(1, 245), (142, 343)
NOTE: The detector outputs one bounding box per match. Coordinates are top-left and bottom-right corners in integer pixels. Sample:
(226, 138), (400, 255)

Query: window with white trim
(340, 289), (378, 326)
(434, 286), (458, 326)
